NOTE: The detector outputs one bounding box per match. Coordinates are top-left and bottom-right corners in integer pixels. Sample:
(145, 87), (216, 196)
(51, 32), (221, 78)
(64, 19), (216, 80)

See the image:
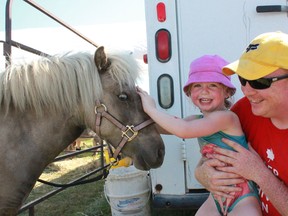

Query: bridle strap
(95, 112), (102, 137)
(112, 119), (154, 158)
(133, 118), (154, 131)
(94, 100), (154, 159)
(102, 112), (127, 131)
(112, 136), (129, 159)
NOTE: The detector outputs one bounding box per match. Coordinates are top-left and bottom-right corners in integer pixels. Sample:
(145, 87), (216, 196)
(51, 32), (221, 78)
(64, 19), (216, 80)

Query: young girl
(137, 55), (261, 216)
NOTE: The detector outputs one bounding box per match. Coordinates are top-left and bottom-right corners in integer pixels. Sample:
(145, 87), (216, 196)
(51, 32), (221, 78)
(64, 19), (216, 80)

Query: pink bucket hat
(183, 55), (236, 96)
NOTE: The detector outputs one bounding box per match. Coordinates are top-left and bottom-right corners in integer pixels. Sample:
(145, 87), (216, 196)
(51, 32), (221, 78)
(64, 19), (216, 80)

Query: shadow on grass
(42, 163), (61, 174)
(18, 156), (111, 216)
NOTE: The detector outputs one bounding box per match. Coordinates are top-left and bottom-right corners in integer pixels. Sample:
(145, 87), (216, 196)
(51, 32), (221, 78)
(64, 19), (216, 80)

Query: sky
(1, 0), (146, 30)
(0, 0), (149, 88)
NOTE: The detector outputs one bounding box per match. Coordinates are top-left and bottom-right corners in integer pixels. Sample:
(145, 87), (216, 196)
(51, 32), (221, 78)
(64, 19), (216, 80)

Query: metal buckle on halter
(94, 103), (107, 114)
(122, 125), (138, 141)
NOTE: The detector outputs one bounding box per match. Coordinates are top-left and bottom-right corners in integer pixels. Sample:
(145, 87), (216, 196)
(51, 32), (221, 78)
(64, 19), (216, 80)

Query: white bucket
(104, 165), (151, 216)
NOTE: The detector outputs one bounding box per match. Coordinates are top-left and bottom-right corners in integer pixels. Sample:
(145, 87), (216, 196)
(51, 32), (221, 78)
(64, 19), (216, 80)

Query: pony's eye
(118, 93), (128, 101)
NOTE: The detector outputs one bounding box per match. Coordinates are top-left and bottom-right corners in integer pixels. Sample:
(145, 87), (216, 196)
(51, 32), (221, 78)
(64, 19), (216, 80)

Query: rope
(37, 165), (110, 188)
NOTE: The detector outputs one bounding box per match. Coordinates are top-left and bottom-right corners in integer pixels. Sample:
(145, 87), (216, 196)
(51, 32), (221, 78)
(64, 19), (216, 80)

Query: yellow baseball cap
(223, 31), (288, 80)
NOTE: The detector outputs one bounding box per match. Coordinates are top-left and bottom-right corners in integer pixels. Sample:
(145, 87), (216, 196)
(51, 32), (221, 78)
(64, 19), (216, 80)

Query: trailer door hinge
(181, 140), (187, 161)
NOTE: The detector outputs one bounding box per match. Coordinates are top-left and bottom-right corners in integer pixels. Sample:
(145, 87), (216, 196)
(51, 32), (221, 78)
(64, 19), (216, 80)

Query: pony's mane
(0, 50), (140, 116)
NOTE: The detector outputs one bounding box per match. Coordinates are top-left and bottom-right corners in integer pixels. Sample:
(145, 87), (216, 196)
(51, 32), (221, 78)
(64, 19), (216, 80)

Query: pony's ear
(94, 46), (111, 73)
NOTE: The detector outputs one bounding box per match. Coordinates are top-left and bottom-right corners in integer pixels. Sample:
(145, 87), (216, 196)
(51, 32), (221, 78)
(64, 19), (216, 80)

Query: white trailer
(144, 0), (288, 209)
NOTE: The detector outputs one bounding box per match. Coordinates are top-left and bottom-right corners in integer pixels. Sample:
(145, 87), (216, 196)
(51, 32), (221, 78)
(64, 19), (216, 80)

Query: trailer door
(145, 0), (288, 209)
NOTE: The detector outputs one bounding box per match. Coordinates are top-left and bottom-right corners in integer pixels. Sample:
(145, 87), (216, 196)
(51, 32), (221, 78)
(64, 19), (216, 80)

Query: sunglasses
(238, 74), (288, 89)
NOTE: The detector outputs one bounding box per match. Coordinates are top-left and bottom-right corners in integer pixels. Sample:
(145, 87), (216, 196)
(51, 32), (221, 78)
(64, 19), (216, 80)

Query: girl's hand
(136, 86), (156, 113)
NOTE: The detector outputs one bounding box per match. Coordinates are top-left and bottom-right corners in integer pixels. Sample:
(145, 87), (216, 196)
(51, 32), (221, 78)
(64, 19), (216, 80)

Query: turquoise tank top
(198, 131), (248, 151)
(196, 114), (248, 151)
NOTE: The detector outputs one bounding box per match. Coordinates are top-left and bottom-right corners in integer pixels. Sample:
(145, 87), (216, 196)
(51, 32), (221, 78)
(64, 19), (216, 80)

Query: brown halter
(94, 100), (154, 159)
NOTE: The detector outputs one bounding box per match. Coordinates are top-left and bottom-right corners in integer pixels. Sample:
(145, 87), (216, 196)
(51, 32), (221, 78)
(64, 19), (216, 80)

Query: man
(195, 31), (288, 216)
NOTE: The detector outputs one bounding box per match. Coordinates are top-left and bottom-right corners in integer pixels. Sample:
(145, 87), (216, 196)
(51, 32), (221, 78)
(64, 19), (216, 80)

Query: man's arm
(195, 157), (243, 198)
(213, 138), (288, 215)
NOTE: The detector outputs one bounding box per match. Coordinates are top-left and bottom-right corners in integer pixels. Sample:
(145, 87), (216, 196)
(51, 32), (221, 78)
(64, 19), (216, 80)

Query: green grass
(19, 158), (110, 215)
(18, 138), (197, 216)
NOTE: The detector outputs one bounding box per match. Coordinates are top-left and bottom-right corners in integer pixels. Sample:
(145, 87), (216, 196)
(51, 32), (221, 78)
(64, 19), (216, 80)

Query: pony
(0, 46), (165, 215)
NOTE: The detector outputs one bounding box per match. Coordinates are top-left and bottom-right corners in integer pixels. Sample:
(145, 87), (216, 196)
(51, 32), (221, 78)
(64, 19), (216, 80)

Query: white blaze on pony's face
(94, 46), (165, 170)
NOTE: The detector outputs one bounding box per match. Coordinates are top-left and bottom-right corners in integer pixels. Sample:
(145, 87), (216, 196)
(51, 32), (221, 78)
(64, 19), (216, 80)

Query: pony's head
(0, 47), (165, 171)
(92, 47), (165, 170)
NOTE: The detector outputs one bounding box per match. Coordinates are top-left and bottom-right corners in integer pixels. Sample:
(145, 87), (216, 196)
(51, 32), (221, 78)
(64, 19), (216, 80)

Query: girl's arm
(155, 124), (170, 134)
(156, 107), (201, 135)
(137, 87), (240, 138)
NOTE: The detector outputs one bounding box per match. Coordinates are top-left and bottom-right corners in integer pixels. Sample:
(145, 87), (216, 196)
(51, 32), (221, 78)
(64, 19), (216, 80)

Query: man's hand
(212, 138), (266, 182)
(195, 157), (244, 198)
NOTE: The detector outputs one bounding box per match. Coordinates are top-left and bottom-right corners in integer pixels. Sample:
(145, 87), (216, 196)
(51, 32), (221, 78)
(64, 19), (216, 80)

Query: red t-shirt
(232, 97), (288, 216)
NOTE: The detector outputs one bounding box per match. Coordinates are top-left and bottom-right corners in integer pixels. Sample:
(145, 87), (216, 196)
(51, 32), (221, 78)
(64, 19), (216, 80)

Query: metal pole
(4, 0), (13, 67)
(23, 0), (99, 48)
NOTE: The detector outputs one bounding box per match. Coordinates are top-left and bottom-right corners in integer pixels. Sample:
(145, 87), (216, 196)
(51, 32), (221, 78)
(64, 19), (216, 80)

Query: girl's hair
(224, 87), (235, 109)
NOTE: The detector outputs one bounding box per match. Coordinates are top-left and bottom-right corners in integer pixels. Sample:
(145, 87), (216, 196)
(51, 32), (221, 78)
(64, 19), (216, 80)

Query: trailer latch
(256, 5), (288, 13)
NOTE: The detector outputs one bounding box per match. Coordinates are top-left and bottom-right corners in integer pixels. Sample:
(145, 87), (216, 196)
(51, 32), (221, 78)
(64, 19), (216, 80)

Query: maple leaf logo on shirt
(266, 148), (275, 162)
